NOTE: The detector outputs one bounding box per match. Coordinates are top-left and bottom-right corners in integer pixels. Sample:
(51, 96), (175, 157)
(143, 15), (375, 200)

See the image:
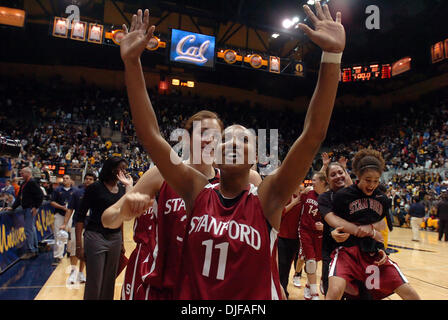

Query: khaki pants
(410, 217), (423, 241)
(53, 213), (65, 258)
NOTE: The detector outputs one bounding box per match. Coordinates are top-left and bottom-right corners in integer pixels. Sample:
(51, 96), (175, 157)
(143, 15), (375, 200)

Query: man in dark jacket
(10, 167), (44, 259)
(408, 197), (426, 242)
(437, 192), (448, 241)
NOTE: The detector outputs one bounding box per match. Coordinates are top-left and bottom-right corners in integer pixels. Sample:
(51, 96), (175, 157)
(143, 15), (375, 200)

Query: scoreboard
(341, 64), (392, 82)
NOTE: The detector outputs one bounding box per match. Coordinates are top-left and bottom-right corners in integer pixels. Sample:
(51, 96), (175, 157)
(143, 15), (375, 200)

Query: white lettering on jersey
(164, 198), (186, 215)
(349, 198), (383, 215)
(189, 214), (261, 250)
(142, 206), (154, 217)
(305, 198), (318, 207)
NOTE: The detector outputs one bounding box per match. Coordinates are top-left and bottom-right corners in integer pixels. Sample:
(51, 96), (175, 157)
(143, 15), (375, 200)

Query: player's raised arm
(258, 1), (345, 230)
(120, 9), (208, 209)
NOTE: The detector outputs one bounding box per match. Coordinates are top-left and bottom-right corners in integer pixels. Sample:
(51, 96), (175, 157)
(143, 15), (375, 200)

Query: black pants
(439, 219), (448, 241)
(83, 230), (122, 300)
(277, 237), (299, 298)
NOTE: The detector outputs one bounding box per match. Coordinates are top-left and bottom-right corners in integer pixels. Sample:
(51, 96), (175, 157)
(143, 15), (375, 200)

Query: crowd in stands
(1, 75), (448, 229)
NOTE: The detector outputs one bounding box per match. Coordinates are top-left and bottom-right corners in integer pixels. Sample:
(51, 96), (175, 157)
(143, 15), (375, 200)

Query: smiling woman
(325, 149), (421, 300)
(119, 1), (345, 299)
(352, 149), (385, 196)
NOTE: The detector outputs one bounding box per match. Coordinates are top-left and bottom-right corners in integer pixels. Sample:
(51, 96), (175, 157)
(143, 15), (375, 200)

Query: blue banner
(170, 29), (215, 68)
(0, 210), (26, 273)
(0, 204), (55, 273)
(35, 204), (55, 243)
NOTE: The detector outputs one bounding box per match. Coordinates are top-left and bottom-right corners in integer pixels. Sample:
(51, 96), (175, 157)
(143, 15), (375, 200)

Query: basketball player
(326, 149), (420, 300)
(318, 160), (353, 296)
(321, 160), (393, 300)
(299, 172), (327, 300)
(119, 2), (345, 299)
(103, 111), (263, 300)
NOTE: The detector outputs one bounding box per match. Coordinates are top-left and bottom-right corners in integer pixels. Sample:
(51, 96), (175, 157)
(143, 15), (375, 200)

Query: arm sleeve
(31, 181), (44, 208)
(50, 188), (59, 203)
(408, 205), (414, 216)
(382, 199), (388, 219)
(318, 193), (333, 218)
(12, 194), (20, 210)
(331, 191), (346, 218)
(68, 191), (78, 210)
(74, 185), (93, 224)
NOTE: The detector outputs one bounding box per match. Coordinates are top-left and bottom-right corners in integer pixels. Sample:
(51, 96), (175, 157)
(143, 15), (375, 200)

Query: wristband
(321, 51), (343, 64)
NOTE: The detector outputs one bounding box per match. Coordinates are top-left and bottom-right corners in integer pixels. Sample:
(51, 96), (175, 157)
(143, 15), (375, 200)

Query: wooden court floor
(34, 220), (448, 300)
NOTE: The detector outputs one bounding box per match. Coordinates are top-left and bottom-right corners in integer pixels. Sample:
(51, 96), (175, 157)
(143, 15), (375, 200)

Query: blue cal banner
(35, 204), (55, 243)
(0, 210), (26, 273)
(0, 204), (55, 273)
(170, 29), (216, 68)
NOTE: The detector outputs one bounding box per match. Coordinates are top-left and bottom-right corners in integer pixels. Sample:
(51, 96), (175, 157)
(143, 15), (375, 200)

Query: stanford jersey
(328, 184), (406, 299)
(279, 194), (301, 239)
(122, 206), (157, 300)
(298, 190), (323, 261)
(122, 169), (220, 300)
(176, 183), (283, 300)
(332, 184), (388, 253)
(299, 191), (322, 232)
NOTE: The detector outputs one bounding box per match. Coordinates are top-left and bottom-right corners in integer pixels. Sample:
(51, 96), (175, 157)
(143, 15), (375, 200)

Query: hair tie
(360, 164), (381, 171)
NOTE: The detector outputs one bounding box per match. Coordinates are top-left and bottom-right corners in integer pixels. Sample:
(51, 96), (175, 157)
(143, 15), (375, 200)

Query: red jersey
(278, 194), (301, 239)
(176, 183), (283, 300)
(122, 205), (156, 300)
(299, 190), (322, 233)
(123, 169), (220, 300)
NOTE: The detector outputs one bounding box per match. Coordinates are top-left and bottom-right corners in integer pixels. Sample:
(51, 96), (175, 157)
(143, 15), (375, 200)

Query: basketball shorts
(329, 246), (408, 300)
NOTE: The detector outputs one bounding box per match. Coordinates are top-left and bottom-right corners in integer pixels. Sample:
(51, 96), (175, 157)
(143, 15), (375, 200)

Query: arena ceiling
(0, 0), (447, 99)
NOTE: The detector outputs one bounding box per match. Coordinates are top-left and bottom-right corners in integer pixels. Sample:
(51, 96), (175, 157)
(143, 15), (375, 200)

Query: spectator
(0, 192), (15, 210)
(74, 157), (132, 300)
(64, 172), (96, 285)
(408, 197), (426, 242)
(436, 192), (448, 241)
(9, 167), (43, 259)
(40, 179), (51, 200)
(50, 174), (76, 266)
(393, 206), (406, 227)
(1, 180), (15, 197)
(11, 177), (20, 197)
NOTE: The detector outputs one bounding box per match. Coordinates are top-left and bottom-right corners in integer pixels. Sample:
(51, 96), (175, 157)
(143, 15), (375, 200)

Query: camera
(0, 136), (22, 158)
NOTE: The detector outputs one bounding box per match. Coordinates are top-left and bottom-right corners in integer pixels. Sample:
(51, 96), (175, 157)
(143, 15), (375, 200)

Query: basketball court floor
(1, 219), (447, 300)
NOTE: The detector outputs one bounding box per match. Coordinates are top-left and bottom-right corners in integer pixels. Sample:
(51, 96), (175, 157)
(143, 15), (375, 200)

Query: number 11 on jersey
(202, 240), (229, 280)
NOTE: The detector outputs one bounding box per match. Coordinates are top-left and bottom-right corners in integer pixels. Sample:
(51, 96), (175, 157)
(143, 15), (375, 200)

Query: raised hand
(321, 152), (330, 167)
(302, 186), (313, 195)
(338, 156), (348, 169)
(117, 170), (133, 188)
(120, 9), (156, 63)
(299, 1), (345, 53)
